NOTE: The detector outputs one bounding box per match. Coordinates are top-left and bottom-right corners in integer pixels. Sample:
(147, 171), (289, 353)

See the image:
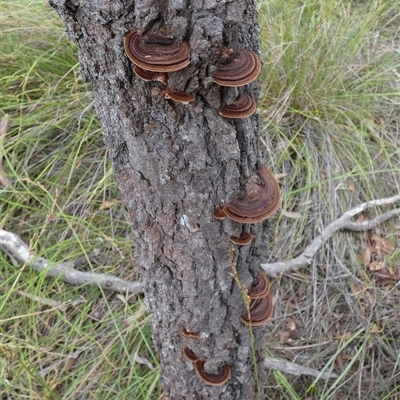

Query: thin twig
(261, 195), (400, 277)
(15, 290), (62, 307)
(264, 356), (338, 380)
(0, 229), (142, 295)
(0, 114), (13, 188)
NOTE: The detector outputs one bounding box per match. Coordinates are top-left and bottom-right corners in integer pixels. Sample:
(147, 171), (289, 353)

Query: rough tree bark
(49, 0), (270, 398)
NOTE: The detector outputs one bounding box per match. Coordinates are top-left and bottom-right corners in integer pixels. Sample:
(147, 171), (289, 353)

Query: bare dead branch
(0, 229), (142, 295)
(264, 356), (338, 380)
(15, 290), (62, 307)
(0, 114), (13, 188)
(261, 194), (400, 277)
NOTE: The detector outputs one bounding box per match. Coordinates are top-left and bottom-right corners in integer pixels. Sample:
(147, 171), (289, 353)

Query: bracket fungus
(219, 94), (257, 119)
(133, 66), (167, 85)
(240, 293), (274, 326)
(212, 49), (261, 87)
(229, 232), (254, 246)
(165, 87), (196, 104)
(124, 30), (191, 72)
(212, 205), (226, 220)
(224, 166), (280, 223)
(181, 329), (199, 339)
(183, 347), (199, 363)
(248, 270), (270, 299)
(194, 361), (232, 386)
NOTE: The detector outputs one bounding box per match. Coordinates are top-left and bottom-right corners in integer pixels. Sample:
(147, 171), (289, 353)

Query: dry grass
(258, 0), (400, 398)
(1, 2), (159, 399)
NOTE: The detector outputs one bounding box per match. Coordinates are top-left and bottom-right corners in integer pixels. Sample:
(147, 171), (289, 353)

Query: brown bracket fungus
(240, 293), (274, 326)
(124, 30), (191, 72)
(194, 361), (232, 386)
(248, 270), (270, 299)
(212, 206), (226, 220)
(133, 66), (167, 85)
(219, 94), (257, 119)
(212, 49), (261, 87)
(229, 232), (254, 246)
(183, 347), (199, 363)
(224, 165), (280, 223)
(181, 329), (199, 339)
(165, 87), (196, 104)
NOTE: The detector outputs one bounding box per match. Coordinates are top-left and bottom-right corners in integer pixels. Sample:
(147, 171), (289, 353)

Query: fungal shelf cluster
(241, 270), (274, 326)
(124, 29), (261, 113)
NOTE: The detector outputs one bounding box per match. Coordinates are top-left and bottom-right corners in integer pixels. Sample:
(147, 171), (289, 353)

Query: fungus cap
(124, 30), (191, 72)
(194, 361), (232, 386)
(133, 66), (167, 85)
(212, 49), (261, 87)
(248, 270), (270, 299)
(240, 292), (274, 326)
(165, 87), (195, 104)
(183, 347), (198, 363)
(219, 94), (257, 118)
(181, 329), (199, 339)
(212, 206), (226, 220)
(229, 232), (254, 246)
(224, 166), (280, 223)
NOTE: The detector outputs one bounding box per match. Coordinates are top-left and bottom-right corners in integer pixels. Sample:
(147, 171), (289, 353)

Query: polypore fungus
(165, 87), (196, 104)
(219, 94), (257, 118)
(212, 206), (226, 220)
(181, 329), (199, 339)
(133, 66), (167, 85)
(124, 30), (191, 72)
(194, 361), (232, 386)
(229, 232), (254, 246)
(248, 270), (270, 299)
(183, 347), (199, 363)
(212, 49), (261, 87)
(224, 165), (280, 223)
(240, 292), (274, 326)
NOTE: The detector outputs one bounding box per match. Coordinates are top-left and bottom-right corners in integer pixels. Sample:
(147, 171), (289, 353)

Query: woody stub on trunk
(50, 0), (279, 398)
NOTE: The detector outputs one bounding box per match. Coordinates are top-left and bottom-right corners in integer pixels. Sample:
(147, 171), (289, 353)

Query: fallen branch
(0, 229), (142, 295)
(264, 356), (338, 380)
(261, 194), (400, 277)
(0, 114), (13, 188)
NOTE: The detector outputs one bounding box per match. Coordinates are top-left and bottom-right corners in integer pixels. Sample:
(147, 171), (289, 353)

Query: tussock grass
(258, 0), (400, 398)
(1, 0), (399, 398)
(1, 2), (158, 399)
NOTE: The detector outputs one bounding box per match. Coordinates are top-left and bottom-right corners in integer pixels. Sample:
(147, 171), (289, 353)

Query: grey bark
(49, 1), (269, 398)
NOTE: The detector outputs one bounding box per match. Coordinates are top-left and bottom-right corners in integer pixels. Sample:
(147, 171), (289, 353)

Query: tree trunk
(49, 0), (270, 398)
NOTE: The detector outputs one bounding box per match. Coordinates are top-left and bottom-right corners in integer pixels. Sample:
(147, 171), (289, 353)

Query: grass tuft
(1, 1), (158, 399)
(258, 0), (400, 398)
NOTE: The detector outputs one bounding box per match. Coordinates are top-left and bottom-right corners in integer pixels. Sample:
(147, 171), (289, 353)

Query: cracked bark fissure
(49, 0), (269, 398)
